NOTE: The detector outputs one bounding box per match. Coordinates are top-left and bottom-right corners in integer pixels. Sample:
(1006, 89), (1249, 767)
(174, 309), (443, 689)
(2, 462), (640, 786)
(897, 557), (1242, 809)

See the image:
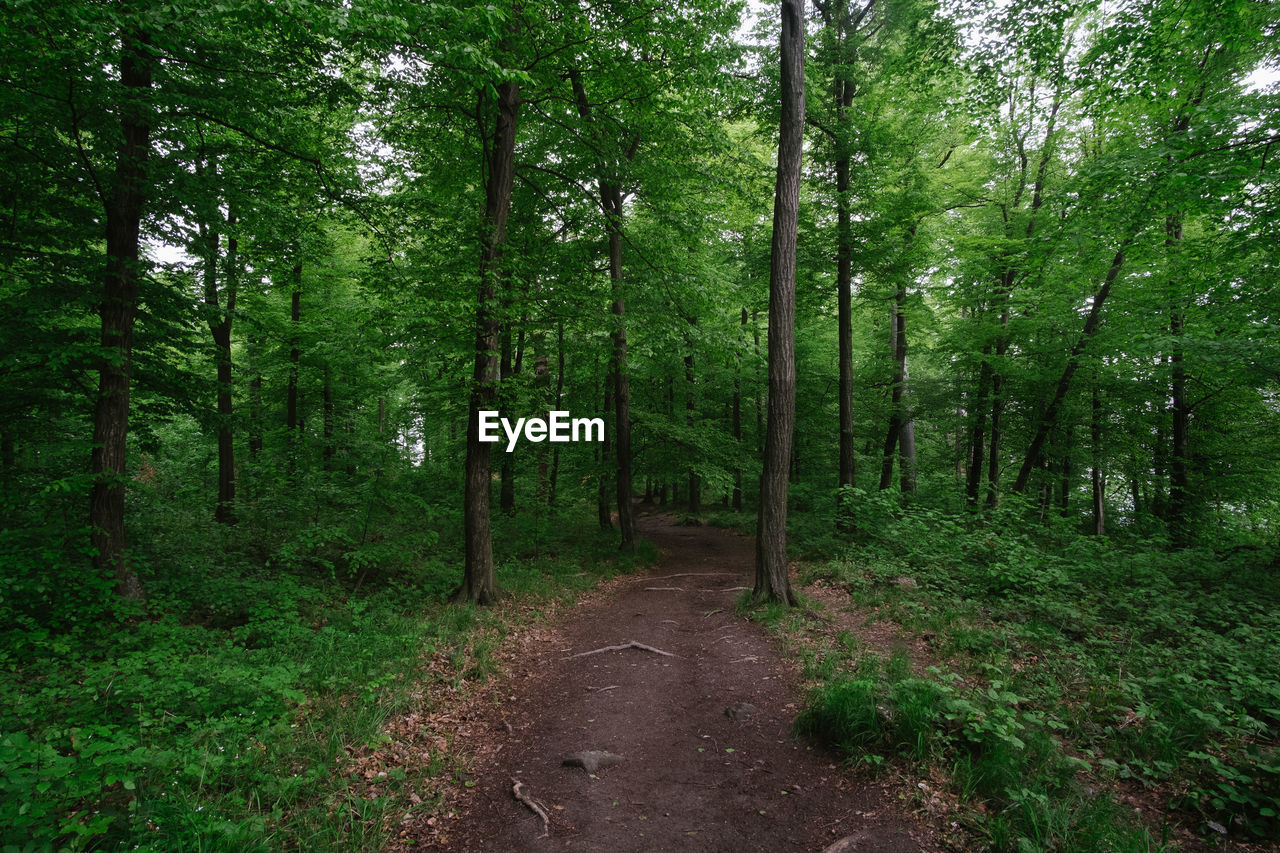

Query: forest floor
(390, 513), (943, 852)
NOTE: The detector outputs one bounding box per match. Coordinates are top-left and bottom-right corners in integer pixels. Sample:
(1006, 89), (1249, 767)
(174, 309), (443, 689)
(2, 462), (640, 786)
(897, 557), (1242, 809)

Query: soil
(398, 513), (943, 852)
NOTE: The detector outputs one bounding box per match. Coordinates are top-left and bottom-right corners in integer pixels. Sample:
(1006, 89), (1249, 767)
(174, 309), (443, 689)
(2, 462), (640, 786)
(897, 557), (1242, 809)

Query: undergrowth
(0, 480), (636, 853)
(789, 488), (1280, 852)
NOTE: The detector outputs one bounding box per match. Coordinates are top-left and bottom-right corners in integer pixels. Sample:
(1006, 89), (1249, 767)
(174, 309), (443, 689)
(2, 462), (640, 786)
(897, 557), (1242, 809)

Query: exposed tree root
(511, 777), (550, 838)
(565, 640), (676, 659)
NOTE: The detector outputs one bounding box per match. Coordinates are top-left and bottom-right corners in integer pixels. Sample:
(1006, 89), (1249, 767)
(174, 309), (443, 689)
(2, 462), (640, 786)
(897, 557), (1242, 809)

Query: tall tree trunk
(966, 348), (992, 507)
(1152, 367), (1169, 520)
(598, 378), (613, 529)
(248, 336), (263, 461)
(987, 345), (1006, 508)
(90, 28), (150, 599)
(754, 0), (804, 607)
(753, 309), (764, 456)
(1057, 430), (1072, 515)
(879, 288), (907, 490)
(835, 77), (857, 528)
(1013, 239), (1133, 494)
(549, 320), (564, 506)
(986, 267), (1014, 509)
(1166, 213), (1190, 545)
(607, 182), (634, 548)
(685, 321), (700, 514)
(286, 265), (301, 480)
(954, 307), (968, 480)
(534, 334), (550, 500)
(665, 373), (678, 506)
(499, 323), (516, 515)
(569, 70), (635, 550)
(1092, 383), (1106, 536)
(733, 309), (745, 510)
(203, 214), (238, 524)
(456, 78), (520, 605)
(899, 359), (917, 495)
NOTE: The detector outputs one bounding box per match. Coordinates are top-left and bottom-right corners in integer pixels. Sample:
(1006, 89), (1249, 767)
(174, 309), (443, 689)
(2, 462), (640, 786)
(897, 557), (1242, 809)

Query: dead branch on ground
(640, 572), (734, 581)
(565, 640), (676, 659)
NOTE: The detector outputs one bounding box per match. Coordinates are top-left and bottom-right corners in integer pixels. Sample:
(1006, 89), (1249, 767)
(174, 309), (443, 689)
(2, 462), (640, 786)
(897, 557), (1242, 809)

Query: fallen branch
(565, 640), (676, 659)
(645, 586), (684, 591)
(641, 572), (734, 581)
(511, 777), (550, 838)
(702, 586), (749, 592)
(586, 684), (620, 692)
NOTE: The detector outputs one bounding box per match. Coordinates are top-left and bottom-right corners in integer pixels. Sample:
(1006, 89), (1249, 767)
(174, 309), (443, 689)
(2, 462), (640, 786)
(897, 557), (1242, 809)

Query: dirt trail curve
(410, 514), (940, 852)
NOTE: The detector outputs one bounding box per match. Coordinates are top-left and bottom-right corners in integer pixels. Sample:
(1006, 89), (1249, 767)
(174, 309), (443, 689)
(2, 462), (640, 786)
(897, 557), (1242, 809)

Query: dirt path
(409, 514), (939, 852)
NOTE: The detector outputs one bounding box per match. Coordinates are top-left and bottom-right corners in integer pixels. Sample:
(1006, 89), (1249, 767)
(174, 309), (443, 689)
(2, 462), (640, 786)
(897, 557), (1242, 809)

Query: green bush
(798, 495), (1280, 847)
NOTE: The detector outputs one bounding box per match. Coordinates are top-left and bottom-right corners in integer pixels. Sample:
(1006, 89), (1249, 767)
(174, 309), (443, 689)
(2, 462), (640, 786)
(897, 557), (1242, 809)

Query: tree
(456, 76), (521, 605)
(755, 0), (805, 606)
(569, 67), (638, 549)
(811, 0), (876, 526)
(89, 19), (152, 599)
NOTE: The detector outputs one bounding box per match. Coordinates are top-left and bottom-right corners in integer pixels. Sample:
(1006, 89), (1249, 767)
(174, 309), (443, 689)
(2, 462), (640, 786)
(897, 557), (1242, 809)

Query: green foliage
(798, 496), (1280, 847)
(2, 0), (1278, 846)
(0, 447), (625, 852)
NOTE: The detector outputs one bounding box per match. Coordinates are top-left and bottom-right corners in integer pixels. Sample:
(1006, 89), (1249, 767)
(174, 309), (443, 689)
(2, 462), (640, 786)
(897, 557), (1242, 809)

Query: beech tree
(754, 0), (806, 606)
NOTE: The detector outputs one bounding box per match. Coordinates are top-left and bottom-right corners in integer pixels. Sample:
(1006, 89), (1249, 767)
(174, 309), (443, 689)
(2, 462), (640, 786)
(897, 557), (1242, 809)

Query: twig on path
(702, 609), (724, 617)
(565, 640), (676, 660)
(701, 586), (748, 592)
(645, 586), (685, 591)
(730, 656), (758, 663)
(511, 778), (550, 838)
(641, 572), (735, 581)
(586, 684), (620, 692)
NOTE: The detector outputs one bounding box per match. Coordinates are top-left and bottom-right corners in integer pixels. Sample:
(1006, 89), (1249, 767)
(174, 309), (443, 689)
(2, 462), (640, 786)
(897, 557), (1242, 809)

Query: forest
(2, 0), (1278, 849)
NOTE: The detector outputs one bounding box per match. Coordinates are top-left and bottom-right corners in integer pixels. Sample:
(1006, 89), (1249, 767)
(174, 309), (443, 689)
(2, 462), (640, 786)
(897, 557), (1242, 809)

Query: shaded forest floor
(367, 505), (1280, 853)
(9, 495), (1271, 851)
(390, 514), (939, 852)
